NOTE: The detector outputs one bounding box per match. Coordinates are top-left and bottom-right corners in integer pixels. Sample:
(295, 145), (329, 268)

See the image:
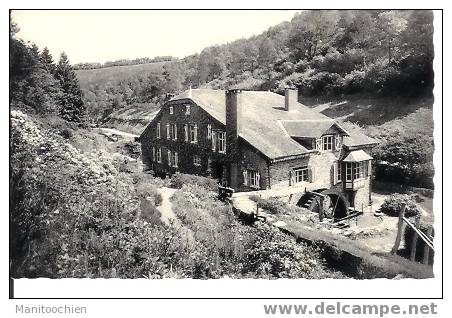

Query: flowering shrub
(170, 172), (218, 191)
(171, 185), (340, 279)
(380, 194), (420, 217)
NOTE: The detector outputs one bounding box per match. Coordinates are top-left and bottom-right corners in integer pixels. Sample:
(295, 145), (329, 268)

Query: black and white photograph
(6, 5), (445, 313)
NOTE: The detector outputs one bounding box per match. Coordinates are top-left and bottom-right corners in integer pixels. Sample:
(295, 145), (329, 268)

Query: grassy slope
(75, 61), (168, 89)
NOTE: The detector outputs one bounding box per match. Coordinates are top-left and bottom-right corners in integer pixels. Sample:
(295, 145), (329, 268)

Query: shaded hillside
(305, 94), (433, 126)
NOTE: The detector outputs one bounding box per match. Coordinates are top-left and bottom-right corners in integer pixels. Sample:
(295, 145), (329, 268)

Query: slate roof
(281, 120), (349, 138)
(169, 89), (378, 160)
(343, 150), (374, 162)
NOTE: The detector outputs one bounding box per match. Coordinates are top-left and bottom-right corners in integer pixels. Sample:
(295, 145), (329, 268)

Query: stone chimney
(225, 89), (242, 188)
(284, 88), (298, 111)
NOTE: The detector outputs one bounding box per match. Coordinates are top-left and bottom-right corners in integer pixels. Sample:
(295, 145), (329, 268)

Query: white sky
(11, 10), (299, 64)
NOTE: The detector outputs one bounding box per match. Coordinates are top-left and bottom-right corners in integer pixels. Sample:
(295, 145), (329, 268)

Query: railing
(391, 204), (434, 264)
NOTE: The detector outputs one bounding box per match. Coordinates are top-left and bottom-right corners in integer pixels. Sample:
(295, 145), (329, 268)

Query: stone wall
(140, 99), (227, 177)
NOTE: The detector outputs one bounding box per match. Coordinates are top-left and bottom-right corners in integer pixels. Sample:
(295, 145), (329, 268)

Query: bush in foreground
(380, 194), (420, 217)
(170, 172), (218, 191)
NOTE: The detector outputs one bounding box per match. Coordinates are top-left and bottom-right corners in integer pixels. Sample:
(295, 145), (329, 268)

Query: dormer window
(169, 106), (174, 114)
(185, 104), (191, 115)
(322, 135), (334, 151)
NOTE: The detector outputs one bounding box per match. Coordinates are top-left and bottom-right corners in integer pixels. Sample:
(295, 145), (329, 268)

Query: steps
(297, 192), (318, 210)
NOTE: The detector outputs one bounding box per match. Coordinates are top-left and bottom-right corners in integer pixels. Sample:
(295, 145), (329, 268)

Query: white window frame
(169, 106), (174, 115)
(189, 124), (198, 143)
(193, 155), (202, 167)
(247, 170), (260, 189)
(322, 135), (334, 151)
(173, 152), (178, 168)
(167, 149), (172, 166)
(217, 131), (226, 153)
(156, 123), (161, 139)
(354, 161), (367, 180)
(166, 123), (170, 140)
(185, 104), (191, 115)
(184, 124), (188, 142)
(156, 148), (162, 163)
(171, 123), (178, 141)
(152, 147), (156, 162)
(293, 167), (309, 183)
(346, 162), (353, 181)
(337, 162), (342, 182)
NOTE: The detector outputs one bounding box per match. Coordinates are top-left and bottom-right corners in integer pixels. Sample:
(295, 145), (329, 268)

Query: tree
(40, 47), (56, 74)
(375, 11), (408, 64)
(258, 38), (278, 80)
(162, 60), (186, 93)
(55, 52), (86, 124)
(10, 18), (62, 114)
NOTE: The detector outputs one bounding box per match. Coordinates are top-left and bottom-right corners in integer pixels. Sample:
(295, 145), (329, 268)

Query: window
(166, 123), (170, 140)
(207, 124), (212, 140)
(156, 148), (162, 163)
(337, 162), (342, 182)
(346, 162), (353, 181)
(354, 161), (367, 180)
(193, 155), (202, 166)
(152, 147), (156, 162)
(293, 167), (309, 183)
(189, 124), (198, 143)
(184, 124), (188, 142)
(167, 149), (172, 165)
(173, 152), (178, 168)
(243, 170), (260, 188)
(217, 131), (226, 153)
(185, 104), (191, 115)
(171, 124), (178, 140)
(156, 123), (161, 139)
(322, 135), (334, 151)
(169, 106), (174, 114)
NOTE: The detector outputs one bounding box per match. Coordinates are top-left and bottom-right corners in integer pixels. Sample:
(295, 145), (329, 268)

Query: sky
(11, 10), (299, 64)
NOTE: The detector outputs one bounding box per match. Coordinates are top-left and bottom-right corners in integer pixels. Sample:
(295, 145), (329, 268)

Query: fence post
(423, 226), (433, 265)
(410, 216), (421, 261)
(391, 204), (406, 254)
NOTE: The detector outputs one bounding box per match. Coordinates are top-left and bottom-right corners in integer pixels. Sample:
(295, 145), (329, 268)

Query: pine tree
(55, 52), (86, 124)
(40, 47), (56, 74)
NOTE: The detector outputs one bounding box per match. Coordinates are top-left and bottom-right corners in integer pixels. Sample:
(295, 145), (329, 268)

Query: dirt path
(156, 187), (179, 226)
(157, 187), (195, 243)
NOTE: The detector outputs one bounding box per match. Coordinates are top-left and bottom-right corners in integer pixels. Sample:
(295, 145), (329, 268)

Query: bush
(170, 172), (218, 191)
(380, 194), (420, 217)
(171, 185), (340, 279)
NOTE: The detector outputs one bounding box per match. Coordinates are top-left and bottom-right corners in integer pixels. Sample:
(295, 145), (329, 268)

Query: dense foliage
(171, 184), (341, 278)
(10, 21), (86, 125)
(380, 194), (420, 218)
(77, 10), (433, 126)
(169, 172), (218, 191)
(10, 111), (342, 279)
(366, 109), (434, 189)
